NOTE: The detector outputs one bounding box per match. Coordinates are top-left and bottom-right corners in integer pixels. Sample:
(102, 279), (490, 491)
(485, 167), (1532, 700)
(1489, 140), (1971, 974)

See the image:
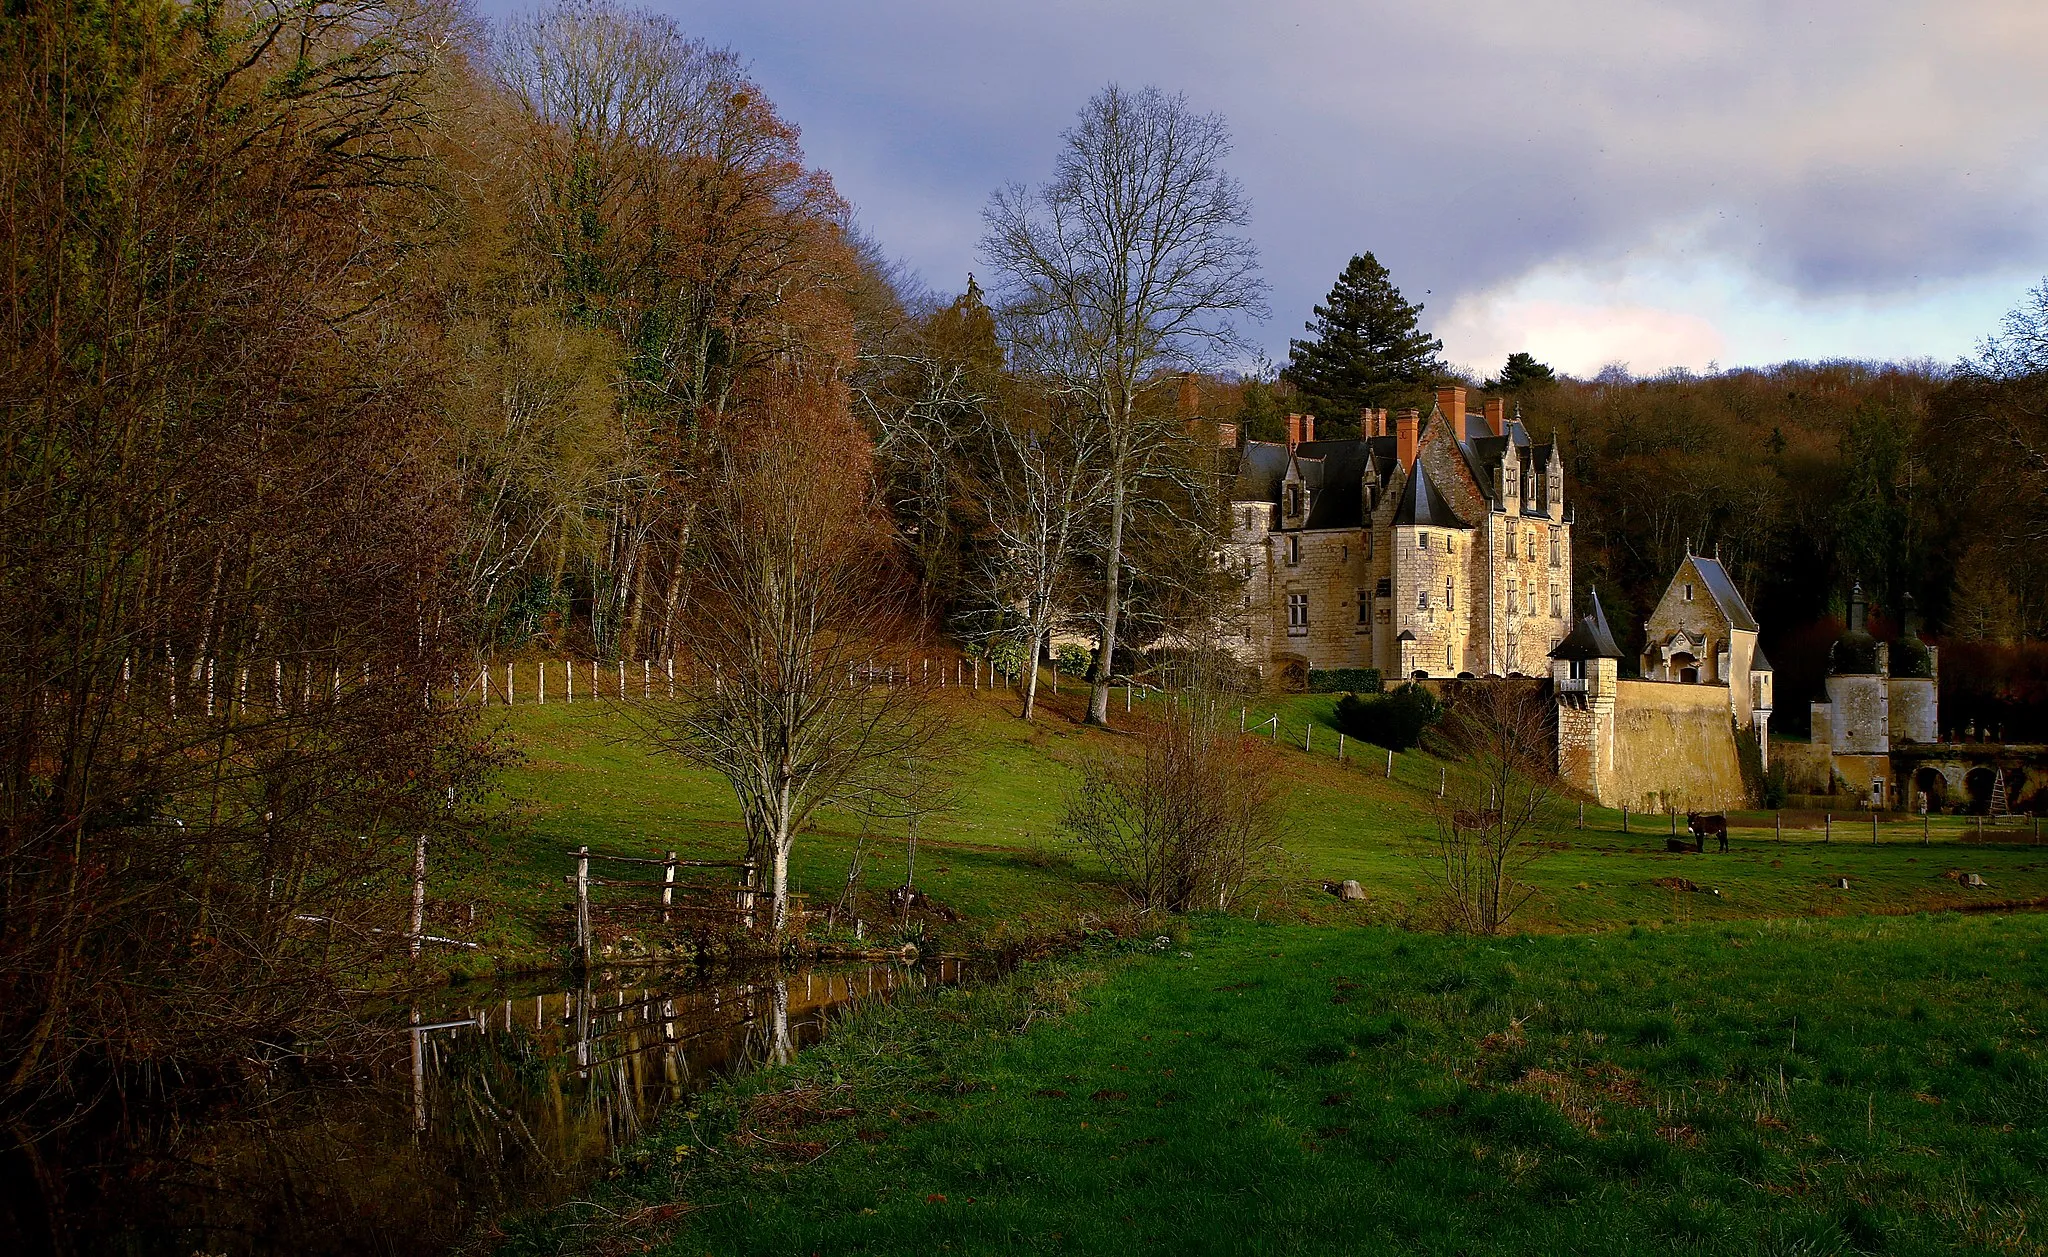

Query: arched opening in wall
(1912, 767), (1948, 814)
(2005, 767), (2031, 814)
(1671, 652), (1698, 683)
(1963, 766), (1997, 815)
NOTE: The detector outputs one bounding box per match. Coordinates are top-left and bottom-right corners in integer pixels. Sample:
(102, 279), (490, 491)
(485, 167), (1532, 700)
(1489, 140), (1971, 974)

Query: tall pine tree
(1282, 252), (1442, 437)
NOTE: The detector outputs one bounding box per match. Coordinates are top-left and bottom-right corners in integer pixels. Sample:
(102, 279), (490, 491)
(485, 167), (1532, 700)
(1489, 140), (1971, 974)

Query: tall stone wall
(1889, 676), (1937, 745)
(1609, 680), (1749, 811)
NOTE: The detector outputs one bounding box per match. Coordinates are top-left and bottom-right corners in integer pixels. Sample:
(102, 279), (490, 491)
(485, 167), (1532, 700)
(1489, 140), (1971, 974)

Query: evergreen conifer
(1282, 253), (1442, 436)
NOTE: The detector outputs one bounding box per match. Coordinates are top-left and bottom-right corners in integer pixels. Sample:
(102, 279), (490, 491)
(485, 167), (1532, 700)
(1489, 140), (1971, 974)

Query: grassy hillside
(509, 911), (2048, 1256)
(442, 685), (2048, 969)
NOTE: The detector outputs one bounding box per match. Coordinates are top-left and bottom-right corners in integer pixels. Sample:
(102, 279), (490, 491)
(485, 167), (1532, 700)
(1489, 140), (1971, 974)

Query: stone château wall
(1608, 679), (1748, 811)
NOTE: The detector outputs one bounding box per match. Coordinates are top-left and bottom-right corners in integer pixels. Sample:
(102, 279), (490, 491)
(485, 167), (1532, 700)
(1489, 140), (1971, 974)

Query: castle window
(1243, 508), (1257, 532)
(1357, 589), (1370, 624)
(1418, 531), (1428, 550)
(1286, 593), (1309, 636)
(1341, 544), (1348, 563)
(1446, 535), (1455, 554)
(1684, 583), (1693, 602)
(1550, 585), (1562, 618)
(1376, 578), (1391, 597)
(1446, 644), (1454, 671)
(1416, 588), (1428, 611)
(1507, 580), (1517, 614)
(1445, 576), (1455, 612)
(1287, 535), (1301, 566)
(1549, 528), (1561, 566)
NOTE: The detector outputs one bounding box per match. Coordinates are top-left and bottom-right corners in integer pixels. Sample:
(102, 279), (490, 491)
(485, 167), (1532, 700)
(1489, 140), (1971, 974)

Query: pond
(71, 957), (968, 1255)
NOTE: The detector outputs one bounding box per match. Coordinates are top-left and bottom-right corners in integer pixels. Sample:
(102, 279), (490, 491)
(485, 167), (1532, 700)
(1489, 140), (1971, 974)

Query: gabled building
(1639, 550), (1775, 760)
(1218, 386), (1574, 683)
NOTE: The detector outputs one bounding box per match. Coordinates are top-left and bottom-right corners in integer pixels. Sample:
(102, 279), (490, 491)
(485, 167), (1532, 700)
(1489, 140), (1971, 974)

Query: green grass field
(510, 911), (2048, 1255)
(445, 683), (2048, 970)
(462, 681), (2048, 1254)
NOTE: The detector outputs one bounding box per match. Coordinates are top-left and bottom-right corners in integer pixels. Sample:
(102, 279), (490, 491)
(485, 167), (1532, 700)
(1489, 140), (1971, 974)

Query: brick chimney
(1435, 386), (1468, 441)
(1286, 413), (1302, 450)
(1484, 398), (1506, 437)
(1396, 408), (1419, 470)
(1215, 421), (1238, 449)
(1302, 414), (1316, 443)
(1177, 372), (1199, 421)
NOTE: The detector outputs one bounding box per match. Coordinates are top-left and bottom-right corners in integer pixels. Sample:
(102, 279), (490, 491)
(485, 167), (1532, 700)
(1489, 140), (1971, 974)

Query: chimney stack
(1215, 421), (1239, 449)
(1435, 386), (1468, 442)
(1484, 398), (1506, 437)
(1302, 414), (1316, 443)
(1177, 372), (1199, 421)
(1396, 409), (1419, 470)
(1286, 413), (1302, 451)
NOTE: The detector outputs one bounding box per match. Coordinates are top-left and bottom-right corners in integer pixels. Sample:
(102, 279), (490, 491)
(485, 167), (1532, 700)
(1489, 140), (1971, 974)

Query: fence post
(1578, 801), (1584, 830)
(1338, 732), (1345, 763)
(507, 662), (514, 705)
(539, 661), (546, 704)
(1439, 767), (1446, 798)
(1622, 804), (1629, 833)
(1385, 748), (1393, 778)
(575, 846), (591, 970)
(410, 833), (427, 958)
(1239, 706), (1245, 732)
(1924, 811), (1930, 846)
(662, 850), (677, 925)
(617, 659), (625, 699)
(1873, 811), (1879, 844)
(1304, 724), (1312, 753)
(566, 660), (573, 703)
(1776, 811), (1782, 841)
(1825, 813), (1831, 843)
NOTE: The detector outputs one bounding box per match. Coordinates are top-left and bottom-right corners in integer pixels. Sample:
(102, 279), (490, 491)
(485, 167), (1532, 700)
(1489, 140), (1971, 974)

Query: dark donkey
(1687, 811), (1729, 852)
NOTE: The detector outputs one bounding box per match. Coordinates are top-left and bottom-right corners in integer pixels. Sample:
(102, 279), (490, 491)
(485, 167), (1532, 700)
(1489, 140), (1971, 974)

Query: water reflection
(101, 958), (964, 1256)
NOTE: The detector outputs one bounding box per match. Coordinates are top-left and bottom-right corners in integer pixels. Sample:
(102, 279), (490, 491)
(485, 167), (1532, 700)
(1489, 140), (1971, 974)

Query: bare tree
(966, 388), (1118, 720)
(630, 380), (946, 941)
(1428, 683), (1559, 935)
(982, 85), (1266, 727)
(1059, 687), (1279, 912)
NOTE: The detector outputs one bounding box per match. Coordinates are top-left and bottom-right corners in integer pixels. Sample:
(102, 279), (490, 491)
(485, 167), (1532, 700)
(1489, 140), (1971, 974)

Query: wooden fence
(565, 845), (756, 967)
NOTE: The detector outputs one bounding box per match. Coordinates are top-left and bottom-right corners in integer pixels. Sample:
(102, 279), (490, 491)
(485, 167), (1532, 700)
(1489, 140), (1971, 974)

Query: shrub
(1055, 643), (1090, 675)
(1059, 692), (1280, 912)
(1309, 667), (1382, 694)
(1334, 683), (1442, 751)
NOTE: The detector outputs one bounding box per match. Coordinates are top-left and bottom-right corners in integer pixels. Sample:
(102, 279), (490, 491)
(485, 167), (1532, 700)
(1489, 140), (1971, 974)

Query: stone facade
(1638, 552), (1774, 765)
(1220, 387), (1573, 681)
(1551, 565), (1759, 812)
(1793, 583), (1944, 808)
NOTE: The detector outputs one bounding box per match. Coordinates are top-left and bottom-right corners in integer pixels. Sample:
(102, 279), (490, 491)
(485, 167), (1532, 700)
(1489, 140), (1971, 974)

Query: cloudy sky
(481, 1), (2048, 378)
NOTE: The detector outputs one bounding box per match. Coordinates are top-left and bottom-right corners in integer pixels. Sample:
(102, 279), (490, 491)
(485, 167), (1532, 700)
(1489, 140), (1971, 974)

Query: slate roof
(1749, 642), (1773, 673)
(1232, 441), (1291, 503)
(1550, 589), (1624, 661)
(1394, 456), (1470, 529)
(1689, 555), (1759, 632)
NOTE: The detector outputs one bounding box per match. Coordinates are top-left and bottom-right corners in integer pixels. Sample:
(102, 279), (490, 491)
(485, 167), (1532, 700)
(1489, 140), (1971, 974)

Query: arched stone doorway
(1964, 766), (1998, 815)
(1912, 766), (1948, 813)
(1671, 651), (1698, 683)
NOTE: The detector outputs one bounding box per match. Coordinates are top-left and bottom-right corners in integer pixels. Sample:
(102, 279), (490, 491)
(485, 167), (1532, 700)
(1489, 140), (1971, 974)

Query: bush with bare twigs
(1059, 691), (1281, 912)
(1427, 682), (1560, 935)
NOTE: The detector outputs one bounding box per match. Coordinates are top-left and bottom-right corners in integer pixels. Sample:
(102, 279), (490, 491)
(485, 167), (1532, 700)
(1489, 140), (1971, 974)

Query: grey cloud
(489, 0), (2048, 353)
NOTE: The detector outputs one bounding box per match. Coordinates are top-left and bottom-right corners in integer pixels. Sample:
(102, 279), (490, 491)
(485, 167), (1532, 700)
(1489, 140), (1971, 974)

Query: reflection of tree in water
(79, 961), (957, 1256)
